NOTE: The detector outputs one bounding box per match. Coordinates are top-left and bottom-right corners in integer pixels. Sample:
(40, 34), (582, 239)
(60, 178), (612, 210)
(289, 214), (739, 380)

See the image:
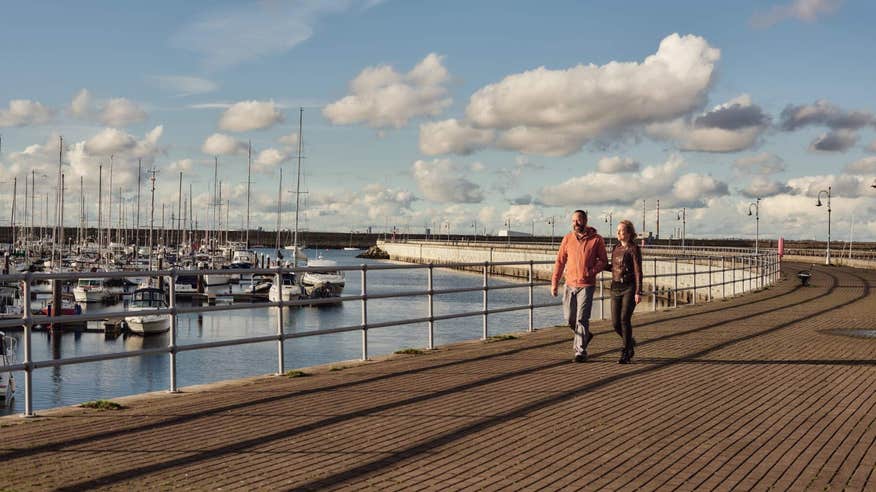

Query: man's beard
(574, 225), (585, 233)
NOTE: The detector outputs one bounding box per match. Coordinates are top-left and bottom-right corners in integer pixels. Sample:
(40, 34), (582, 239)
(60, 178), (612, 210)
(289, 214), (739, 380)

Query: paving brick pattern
(1, 263), (875, 491)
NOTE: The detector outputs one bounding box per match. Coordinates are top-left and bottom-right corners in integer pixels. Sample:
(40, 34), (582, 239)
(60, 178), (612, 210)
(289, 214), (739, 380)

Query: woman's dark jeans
(610, 281), (636, 350)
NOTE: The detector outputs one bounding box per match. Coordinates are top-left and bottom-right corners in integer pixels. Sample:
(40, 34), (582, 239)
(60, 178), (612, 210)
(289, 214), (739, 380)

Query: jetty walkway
(1, 262), (875, 490)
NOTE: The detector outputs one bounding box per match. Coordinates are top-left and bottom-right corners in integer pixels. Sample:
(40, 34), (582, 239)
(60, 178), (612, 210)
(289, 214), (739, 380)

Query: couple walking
(551, 210), (643, 364)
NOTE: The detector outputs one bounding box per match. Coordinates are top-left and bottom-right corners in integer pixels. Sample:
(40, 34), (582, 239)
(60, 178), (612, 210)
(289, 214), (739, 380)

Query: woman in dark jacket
(607, 219), (643, 364)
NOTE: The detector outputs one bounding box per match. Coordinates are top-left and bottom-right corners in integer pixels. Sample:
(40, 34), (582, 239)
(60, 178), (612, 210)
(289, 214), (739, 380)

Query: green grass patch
(485, 334), (518, 342)
(285, 370), (309, 378)
(394, 348), (425, 355)
(80, 400), (125, 411)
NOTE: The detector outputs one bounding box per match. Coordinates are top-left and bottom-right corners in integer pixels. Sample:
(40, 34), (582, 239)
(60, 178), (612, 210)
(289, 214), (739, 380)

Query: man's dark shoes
(618, 347), (631, 364)
(574, 354), (587, 363)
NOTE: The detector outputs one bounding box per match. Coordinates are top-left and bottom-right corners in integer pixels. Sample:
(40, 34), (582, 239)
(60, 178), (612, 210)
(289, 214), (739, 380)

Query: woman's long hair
(618, 219), (637, 241)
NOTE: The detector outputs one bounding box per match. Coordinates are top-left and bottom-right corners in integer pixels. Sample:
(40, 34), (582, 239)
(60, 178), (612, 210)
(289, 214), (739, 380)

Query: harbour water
(1, 248), (573, 415)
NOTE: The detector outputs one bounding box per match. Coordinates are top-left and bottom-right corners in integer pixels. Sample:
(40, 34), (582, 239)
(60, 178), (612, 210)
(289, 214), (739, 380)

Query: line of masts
(3, 108), (309, 263)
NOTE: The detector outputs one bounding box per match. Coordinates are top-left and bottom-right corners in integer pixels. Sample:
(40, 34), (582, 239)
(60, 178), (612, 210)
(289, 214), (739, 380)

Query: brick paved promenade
(2, 263), (875, 490)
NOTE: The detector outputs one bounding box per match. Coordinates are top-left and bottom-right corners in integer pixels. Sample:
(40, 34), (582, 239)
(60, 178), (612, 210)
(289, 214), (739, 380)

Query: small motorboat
(125, 287), (171, 335)
(301, 257), (345, 300)
(39, 293), (83, 316)
(268, 272), (303, 303)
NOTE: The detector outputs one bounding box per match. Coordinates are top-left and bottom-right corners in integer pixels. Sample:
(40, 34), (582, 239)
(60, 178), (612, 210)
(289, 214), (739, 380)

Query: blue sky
(1, 0), (874, 242)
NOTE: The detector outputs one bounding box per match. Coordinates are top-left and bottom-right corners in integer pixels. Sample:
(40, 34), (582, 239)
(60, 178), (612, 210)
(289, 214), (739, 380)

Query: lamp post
(747, 198), (759, 254)
(602, 211), (613, 249)
(816, 186), (831, 265)
(676, 207), (686, 250)
(504, 217), (512, 246)
(546, 216), (556, 246)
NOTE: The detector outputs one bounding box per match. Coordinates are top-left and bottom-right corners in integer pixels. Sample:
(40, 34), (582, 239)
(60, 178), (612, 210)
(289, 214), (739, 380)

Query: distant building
(498, 229), (531, 237)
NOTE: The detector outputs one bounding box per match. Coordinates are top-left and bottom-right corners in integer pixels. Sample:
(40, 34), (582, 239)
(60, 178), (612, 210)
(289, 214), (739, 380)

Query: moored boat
(124, 287), (170, 335)
(301, 257), (345, 300)
(1, 332), (17, 403)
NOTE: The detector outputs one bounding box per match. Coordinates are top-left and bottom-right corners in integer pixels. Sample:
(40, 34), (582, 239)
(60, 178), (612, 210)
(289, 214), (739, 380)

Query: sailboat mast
(149, 169), (156, 270)
(107, 154), (113, 246)
(97, 165), (102, 259)
(212, 156), (218, 252)
(246, 141), (252, 247)
(136, 158), (141, 260)
(52, 136), (62, 265)
(10, 177), (16, 253)
(293, 107), (303, 261)
(275, 167), (283, 254)
(177, 171), (183, 251)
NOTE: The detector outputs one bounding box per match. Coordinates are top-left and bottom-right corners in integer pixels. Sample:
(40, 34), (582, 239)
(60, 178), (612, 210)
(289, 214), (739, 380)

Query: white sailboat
(1, 332), (17, 404)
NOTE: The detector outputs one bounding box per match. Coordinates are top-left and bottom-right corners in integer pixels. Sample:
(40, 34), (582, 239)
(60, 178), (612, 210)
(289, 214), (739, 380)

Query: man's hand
(551, 286), (558, 297)
(634, 294), (641, 304)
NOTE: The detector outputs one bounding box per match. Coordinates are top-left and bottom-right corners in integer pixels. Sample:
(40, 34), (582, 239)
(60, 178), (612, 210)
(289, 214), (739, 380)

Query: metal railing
(0, 250), (779, 417)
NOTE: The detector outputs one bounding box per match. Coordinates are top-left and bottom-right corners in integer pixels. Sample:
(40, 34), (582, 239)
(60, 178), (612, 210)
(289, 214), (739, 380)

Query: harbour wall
(377, 241), (767, 302)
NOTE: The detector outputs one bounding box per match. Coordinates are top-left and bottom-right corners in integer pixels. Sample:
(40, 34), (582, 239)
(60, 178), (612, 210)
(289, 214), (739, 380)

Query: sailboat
(1, 332), (17, 404)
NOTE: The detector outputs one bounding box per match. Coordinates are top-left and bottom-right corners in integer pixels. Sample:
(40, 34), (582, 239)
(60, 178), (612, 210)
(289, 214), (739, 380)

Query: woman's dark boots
(618, 338), (636, 364)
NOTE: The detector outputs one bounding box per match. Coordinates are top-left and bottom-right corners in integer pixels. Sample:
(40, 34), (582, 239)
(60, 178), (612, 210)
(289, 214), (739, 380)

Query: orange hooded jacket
(551, 226), (608, 290)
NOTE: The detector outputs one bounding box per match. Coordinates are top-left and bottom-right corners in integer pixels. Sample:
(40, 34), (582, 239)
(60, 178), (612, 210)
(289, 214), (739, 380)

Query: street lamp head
(816, 198), (822, 207)
(747, 209), (752, 216)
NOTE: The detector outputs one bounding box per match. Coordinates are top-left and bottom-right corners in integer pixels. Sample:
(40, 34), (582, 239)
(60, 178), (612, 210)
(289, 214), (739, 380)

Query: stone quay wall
(377, 241), (771, 303)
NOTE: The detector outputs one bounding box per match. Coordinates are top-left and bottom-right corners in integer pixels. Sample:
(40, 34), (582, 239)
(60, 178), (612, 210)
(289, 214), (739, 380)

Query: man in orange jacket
(551, 210), (608, 362)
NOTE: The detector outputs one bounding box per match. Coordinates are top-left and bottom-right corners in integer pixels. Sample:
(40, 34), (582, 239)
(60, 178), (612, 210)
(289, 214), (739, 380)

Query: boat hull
(125, 315), (170, 335)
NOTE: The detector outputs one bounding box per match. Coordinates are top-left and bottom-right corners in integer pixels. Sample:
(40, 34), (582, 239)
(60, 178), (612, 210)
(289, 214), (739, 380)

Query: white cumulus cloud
(84, 128), (138, 155)
(324, 53), (452, 129)
(463, 34), (720, 156)
(597, 156), (640, 173)
(219, 100), (284, 132)
(419, 119), (494, 155)
(69, 90), (148, 127)
(411, 159), (484, 203)
(646, 95), (769, 152)
(254, 148), (291, 173)
(202, 133), (247, 155)
(0, 99), (55, 127)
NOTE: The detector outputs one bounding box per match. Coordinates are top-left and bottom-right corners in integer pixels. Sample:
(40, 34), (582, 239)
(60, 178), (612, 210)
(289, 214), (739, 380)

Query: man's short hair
(573, 209), (587, 221)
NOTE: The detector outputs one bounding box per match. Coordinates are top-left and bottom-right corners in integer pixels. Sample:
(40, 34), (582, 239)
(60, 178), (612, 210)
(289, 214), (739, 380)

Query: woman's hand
(634, 293), (641, 304)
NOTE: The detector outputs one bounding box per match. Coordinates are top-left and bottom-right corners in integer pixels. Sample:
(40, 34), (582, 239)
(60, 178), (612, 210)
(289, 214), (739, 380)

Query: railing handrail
(1, 251), (779, 416)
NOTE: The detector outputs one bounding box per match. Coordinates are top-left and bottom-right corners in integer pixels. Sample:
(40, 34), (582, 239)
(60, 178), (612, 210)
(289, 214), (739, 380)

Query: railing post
(168, 270), (178, 393)
(427, 264), (434, 349)
(275, 271), (284, 375)
(721, 256), (726, 300)
(732, 255), (736, 296)
(599, 270), (605, 320)
(673, 257), (678, 308)
(528, 260), (534, 332)
(692, 257), (697, 305)
(482, 262), (488, 340)
(652, 258), (657, 312)
(21, 272), (34, 417)
(707, 256), (712, 302)
(361, 265), (368, 360)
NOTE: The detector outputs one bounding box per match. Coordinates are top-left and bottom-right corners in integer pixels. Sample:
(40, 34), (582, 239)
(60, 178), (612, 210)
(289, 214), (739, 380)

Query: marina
(0, 248), (566, 416)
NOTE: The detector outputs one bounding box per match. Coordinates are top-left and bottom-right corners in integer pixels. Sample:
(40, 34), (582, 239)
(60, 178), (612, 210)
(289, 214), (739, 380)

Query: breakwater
(377, 240), (773, 303)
